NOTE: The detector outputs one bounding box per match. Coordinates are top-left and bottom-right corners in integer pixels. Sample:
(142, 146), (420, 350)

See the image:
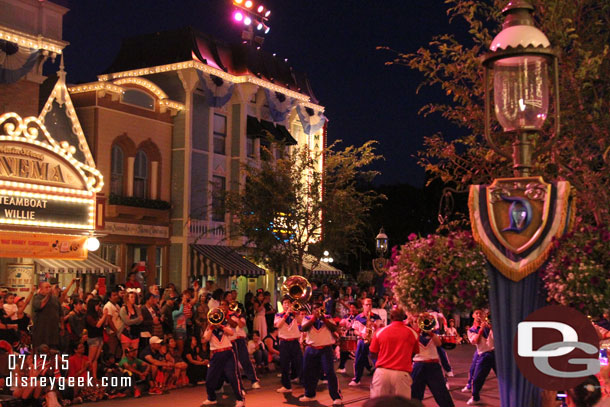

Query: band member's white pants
(370, 367), (412, 399)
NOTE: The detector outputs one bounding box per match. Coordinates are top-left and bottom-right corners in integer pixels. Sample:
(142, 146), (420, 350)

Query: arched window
(122, 89), (155, 110)
(133, 150), (148, 198)
(110, 144), (124, 195)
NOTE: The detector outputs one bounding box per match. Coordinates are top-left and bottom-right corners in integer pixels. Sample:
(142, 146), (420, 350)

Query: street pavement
(82, 344), (499, 407)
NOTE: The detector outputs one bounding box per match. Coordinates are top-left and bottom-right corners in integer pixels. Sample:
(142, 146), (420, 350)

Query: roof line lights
(97, 60), (324, 112)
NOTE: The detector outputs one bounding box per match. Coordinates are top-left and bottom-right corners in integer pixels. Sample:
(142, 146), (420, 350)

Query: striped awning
(35, 253), (120, 275)
(276, 255), (342, 277)
(303, 254), (342, 276)
(190, 245), (265, 278)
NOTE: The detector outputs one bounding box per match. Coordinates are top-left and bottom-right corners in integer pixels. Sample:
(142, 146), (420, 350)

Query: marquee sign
(0, 113), (102, 232)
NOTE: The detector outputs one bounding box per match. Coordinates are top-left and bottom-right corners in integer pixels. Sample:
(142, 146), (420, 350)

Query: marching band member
(410, 313), (455, 407)
(274, 296), (304, 393)
(299, 302), (343, 405)
(228, 300), (261, 389)
(350, 298), (384, 386)
(201, 301), (244, 407)
(466, 310), (496, 406)
(337, 302), (359, 374)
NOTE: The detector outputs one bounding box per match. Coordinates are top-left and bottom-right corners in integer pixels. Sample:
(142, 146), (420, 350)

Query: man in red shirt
(369, 307), (419, 399)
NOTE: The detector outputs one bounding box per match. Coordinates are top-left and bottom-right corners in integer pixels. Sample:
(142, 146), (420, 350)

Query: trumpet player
(466, 310), (495, 406)
(274, 296), (304, 393)
(299, 301), (343, 405)
(410, 313), (455, 407)
(350, 298), (384, 386)
(228, 301), (260, 389)
(201, 302), (244, 407)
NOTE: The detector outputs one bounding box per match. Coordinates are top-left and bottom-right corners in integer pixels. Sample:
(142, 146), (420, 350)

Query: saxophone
(364, 311), (373, 344)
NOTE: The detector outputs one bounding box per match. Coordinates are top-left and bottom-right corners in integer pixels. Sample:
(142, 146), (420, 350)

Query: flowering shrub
(387, 230), (489, 313)
(541, 223), (610, 316)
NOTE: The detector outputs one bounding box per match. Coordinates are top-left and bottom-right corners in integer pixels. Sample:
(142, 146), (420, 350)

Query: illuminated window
(212, 175), (226, 222)
(133, 150), (148, 198)
(213, 113), (227, 155)
(110, 144), (124, 195)
(122, 89), (154, 110)
(247, 135), (255, 158)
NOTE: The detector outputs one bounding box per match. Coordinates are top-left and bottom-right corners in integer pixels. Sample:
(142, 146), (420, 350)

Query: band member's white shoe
(336, 368), (346, 374)
(333, 399), (343, 405)
(201, 400), (217, 406)
(461, 385), (471, 392)
(446, 382), (451, 390)
(252, 382), (261, 389)
(348, 380), (359, 386)
(235, 401), (245, 407)
(447, 371), (455, 377)
(299, 396), (316, 402)
(276, 387), (292, 393)
(467, 397), (484, 405)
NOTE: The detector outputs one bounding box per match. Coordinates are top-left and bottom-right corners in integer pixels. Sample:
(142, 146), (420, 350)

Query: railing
(189, 219), (225, 238)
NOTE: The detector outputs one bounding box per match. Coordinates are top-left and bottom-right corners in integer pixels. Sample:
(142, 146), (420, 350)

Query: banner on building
(0, 231), (87, 260)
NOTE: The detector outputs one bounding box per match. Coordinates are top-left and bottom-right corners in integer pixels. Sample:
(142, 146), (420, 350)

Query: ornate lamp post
(372, 227), (389, 276)
(469, 2), (575, 406)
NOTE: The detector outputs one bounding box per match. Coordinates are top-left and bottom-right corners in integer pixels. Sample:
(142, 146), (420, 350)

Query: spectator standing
(85, 298), (108, 380)
(32, 281), (62, 349)
(120, 291), (143, 354)
(103, 288), (123, 359)
(369, 308), (419, 399)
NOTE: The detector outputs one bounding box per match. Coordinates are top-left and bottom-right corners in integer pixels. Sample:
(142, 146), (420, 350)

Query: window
(133, 150), (148, 198)
(213, 113), (227, 155)
(211, 175), (226, 222)
(156, 247), (163, 285)
(110, 144), (124, 195)
(122, 89), (154, 110)
(247, 136), (255, 158)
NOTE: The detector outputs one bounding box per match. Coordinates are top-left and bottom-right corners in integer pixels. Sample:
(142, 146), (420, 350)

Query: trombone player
(201, 300), (244, 407)
(228, 301), (261, 389)
(274, 295), (304, 393)
(349, 298), (384, 387)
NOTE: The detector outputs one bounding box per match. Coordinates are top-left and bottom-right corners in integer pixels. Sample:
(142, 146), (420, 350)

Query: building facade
(69, 27), (329, 295)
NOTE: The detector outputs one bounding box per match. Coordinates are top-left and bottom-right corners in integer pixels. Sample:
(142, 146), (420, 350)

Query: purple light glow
(234, 11), (244, 22)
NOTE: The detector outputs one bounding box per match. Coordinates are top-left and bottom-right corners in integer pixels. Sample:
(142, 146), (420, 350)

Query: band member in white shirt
(274, 296), (304, 393)
(299, 302), (343, 405)
(466, 310), (496, 406)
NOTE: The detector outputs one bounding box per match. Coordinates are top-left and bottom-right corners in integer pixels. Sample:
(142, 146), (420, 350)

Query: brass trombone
(281, 275), (312, 313)
(229, 301), (241, 316)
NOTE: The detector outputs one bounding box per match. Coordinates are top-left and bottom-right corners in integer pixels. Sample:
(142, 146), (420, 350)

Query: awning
(303, 254), (342, 276)
(35, 253), (121, 275)
(247, 115), (264, 137)
(276, 255), (342, 277)
(190, 244), (265, 278)
(276, 124), (298, 145)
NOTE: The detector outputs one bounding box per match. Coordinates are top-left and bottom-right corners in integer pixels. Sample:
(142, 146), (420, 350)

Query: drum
(340, 335), (358, 352)
(440, 335), (457, 350)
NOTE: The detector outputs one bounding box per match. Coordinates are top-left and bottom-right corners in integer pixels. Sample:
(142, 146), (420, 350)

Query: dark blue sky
(60, 0), (467, 186)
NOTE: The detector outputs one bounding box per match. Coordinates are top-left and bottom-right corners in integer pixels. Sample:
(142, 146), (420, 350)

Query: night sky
(59, 0), (468, 187)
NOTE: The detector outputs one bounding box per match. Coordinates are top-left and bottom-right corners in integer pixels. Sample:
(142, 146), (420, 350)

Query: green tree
(225, 140), (384, 275)
(381, 0), (610, 225)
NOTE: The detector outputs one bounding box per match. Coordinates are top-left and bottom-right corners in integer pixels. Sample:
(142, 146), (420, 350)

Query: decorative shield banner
(469, 177), (575, 282)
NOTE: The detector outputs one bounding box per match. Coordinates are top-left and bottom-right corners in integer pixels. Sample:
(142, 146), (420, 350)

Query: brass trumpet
(229, 301), (241, 316)
(207, 307), (225, 325)
(418, 312), (437, 333)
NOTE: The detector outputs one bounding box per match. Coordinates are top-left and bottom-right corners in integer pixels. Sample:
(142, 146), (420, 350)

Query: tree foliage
(382, 0), (610, 225)
(225, 141), (384, 275)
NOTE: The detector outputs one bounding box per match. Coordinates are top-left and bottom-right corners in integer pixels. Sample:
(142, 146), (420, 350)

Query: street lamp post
(469, 2), (575, 406)
(372, 227), (389, 276)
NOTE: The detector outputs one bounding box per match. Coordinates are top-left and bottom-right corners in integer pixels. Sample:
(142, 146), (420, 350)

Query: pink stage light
(264, 10), (271, 17)
(244, 16), (252, 25)
(245, 0), (253, 8)
(257, 5), (264, 13)
(234, 11), (244, 22)
(256, 22), (263, 30)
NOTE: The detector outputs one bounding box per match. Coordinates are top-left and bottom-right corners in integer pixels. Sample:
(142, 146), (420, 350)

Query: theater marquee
(0, 112), (103, 259)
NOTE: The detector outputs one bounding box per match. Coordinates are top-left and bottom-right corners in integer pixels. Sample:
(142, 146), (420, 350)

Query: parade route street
(82, 344), (499, 407)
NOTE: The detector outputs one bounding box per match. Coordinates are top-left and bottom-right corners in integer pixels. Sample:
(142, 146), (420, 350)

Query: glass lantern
(494, 55), (549, 132)
(375, 227), (388, 256)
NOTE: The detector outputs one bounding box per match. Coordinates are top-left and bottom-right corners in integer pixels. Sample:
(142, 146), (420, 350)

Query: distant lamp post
(321, 250), (334, 263)
(481, 0), (560, 177)
(372, 227), (389, 275)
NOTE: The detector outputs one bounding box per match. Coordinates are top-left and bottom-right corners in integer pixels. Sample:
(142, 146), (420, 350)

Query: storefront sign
(103, 222), (169, 239)
(4, 264), (35, 295)
(0, 231), (87, 259)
